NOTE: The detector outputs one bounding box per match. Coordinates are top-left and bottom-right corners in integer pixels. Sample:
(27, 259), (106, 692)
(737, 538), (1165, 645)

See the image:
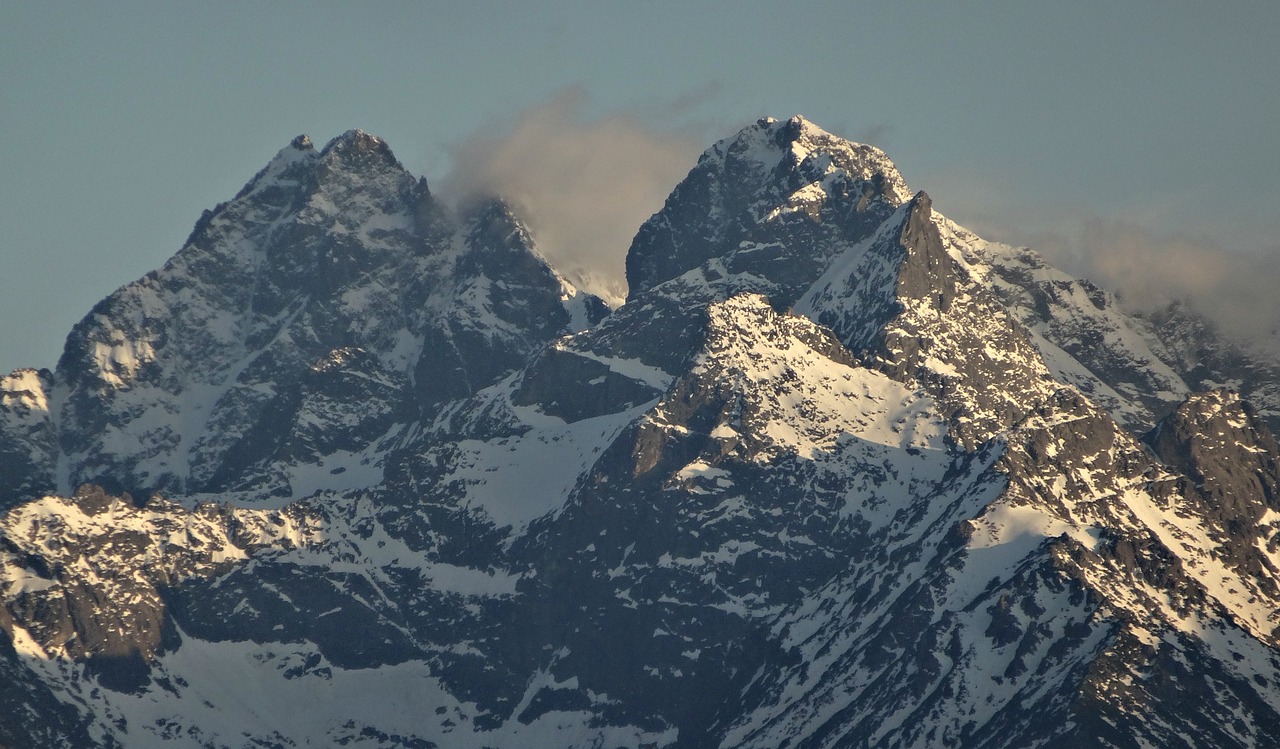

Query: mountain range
(1, 115), (1278, 748)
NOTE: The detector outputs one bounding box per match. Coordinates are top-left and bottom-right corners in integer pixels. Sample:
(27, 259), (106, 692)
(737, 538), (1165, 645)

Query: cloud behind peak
(440, 89), (705, 303)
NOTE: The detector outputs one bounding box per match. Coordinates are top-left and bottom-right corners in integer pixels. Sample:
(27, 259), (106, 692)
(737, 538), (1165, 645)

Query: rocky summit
(1, 116), (1279, 748)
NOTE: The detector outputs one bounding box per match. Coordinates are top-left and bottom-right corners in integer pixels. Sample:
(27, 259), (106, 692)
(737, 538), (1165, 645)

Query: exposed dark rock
(1147, 388), (1280, 585)
(511, 347), (661, 422)
(1, 119), (1278, 749)
(0, 369), (57, 507)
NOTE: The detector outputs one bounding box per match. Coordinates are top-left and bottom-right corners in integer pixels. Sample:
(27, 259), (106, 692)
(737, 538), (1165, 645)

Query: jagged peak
(749, 114), (827, 137)
(1155, 387), (1275, 440)
(315, 129), (404, 175)
(1145, 386), (1280, 573)
(458, 195), (540, 252)
(465, 198), (591, 300)
(698, 293), (855, 386)
(322, 128), (386, 152)
(0, 368), (52, 411)
(255, 129), (396, 174)
(1, 366), (51, 384)
(707, 291), (775, 321)
(703, 114), (912, 204)
(1178, 386), (1247, 414)
(742, 113), (838, 142)
(451, 195), (612, 328)
(228, 134), (322, 203)
(625, 117), (917, 299)
(458, 195), (551, 266)
(776, 113), (841, 144)
(460, 194), (521, 225)
(703, 293), (855, 367)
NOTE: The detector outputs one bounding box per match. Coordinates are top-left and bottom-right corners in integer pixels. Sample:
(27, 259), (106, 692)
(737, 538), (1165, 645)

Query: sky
(2, 1), (1279, 373)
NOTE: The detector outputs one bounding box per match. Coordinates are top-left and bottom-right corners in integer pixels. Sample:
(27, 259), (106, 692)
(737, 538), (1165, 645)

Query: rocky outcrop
(0, 118), (1278, 749)
(0, 369), (57, 506)
(625, 115), (911, 300)
(1148, 389), (1280, 589)
(1, 133), (601, 505)
(798, 193), (1060, 447)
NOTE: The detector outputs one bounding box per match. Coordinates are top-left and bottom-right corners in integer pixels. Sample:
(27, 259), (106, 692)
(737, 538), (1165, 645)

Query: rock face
(1, 118), (1279, 749)
(625, 115), (911, 302)
(970, 233), (1280, 435)
(797, 192), (1061, 448)
(0, 369), (56, 499)
(1146, 389), (1280, 594)
(4, 131), (602, 508)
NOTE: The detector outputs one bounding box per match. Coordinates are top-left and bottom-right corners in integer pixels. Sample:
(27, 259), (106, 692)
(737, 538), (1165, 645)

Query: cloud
(853, 123), (894, 149)
(438, 96), (1280, 355)
(974, 208), (1280, 353)
(1069, 220), (1280, 351)
(925, 175), (1280, 353)
(440, 88), (706, 303)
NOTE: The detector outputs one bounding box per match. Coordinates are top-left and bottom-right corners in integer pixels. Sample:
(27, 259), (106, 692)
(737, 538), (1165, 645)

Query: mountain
(2, 130), (605, 508)
(1, 117), (1278, 748)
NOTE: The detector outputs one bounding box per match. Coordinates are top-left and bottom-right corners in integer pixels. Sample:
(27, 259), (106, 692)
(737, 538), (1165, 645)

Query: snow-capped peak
(708, 114), (912, 204)
(322, 128), (387, 152)
(4, 117), (1280, 749)
(625, 115), (914, 299)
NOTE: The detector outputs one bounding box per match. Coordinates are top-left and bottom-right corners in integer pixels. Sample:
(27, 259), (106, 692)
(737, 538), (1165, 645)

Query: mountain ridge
(0, 117), (1278, 748)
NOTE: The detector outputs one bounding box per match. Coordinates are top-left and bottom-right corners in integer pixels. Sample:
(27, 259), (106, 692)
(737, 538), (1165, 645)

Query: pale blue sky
(3, 1), (1279, 372)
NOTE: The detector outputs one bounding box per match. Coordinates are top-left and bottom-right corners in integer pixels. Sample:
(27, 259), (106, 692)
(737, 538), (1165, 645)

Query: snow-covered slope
(0, 369), (56, 500)
(625, 115), (910, 302)
(954, 225), (1280, 434)
(1, 118), (1278, 749)
(797, 193), (1062, 448)
(1, 131), (605, 508)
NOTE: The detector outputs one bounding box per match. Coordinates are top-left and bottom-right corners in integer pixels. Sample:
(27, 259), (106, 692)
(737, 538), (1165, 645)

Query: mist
(440, 89), (705, 303)
(1070, 220), (1280, 352)
(927, 174), (1280, 354)
(440, 94), (1279, 355)
(972, 211), (1280, 353)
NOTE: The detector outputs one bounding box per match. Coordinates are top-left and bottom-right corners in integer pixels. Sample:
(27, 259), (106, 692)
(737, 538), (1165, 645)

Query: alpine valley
(2, 117), (1279, 749)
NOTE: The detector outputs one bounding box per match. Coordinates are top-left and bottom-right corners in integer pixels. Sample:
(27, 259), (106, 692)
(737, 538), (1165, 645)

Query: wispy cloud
(853, 123), (894, 149)
(440, 88), (706, 301)
(925, 171), (1280, 352)
(440, 97), (1279, 354)
(1072, 220), (1280, 350)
